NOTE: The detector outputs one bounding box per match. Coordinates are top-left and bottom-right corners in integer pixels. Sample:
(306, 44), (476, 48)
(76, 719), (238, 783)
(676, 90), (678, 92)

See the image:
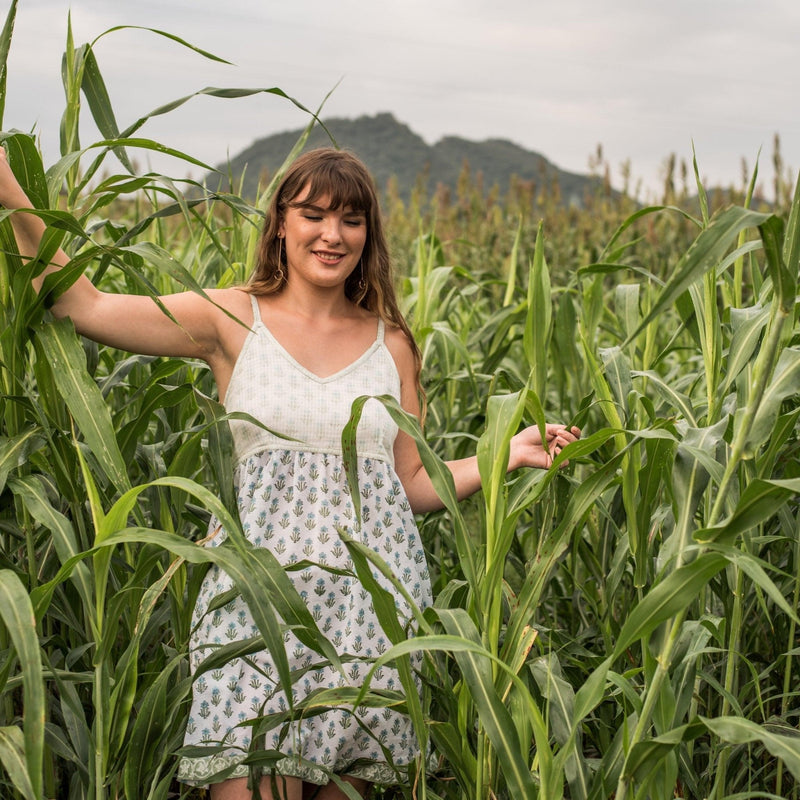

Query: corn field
(1, 6), (800, 800)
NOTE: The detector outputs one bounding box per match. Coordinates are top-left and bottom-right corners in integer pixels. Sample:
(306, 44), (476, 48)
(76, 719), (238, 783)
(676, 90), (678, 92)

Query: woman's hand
(509, 423), (581, 470)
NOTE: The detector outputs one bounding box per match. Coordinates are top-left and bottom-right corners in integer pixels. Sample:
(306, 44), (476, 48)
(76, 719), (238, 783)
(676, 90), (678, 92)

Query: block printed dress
(177, 294), (432, 787)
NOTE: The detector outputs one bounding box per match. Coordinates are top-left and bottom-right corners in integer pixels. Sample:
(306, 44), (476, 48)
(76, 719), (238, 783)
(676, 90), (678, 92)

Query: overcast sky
(4, 0), (799, 200)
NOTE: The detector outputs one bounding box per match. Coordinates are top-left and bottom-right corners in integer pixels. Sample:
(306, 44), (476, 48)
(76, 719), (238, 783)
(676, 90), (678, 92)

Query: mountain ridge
(208, 112), (604, 205)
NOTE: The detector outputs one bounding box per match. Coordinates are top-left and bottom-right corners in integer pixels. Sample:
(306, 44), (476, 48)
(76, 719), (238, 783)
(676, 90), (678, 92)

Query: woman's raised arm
(0, 147), (228, 361)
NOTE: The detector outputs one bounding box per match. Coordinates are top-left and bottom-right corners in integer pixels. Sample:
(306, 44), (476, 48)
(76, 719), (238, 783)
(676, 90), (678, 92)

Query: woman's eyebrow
(291, 201), (366, 216)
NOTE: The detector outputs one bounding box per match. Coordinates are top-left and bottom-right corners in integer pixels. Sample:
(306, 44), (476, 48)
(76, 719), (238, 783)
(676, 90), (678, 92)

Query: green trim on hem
(177, 753), (402, 788)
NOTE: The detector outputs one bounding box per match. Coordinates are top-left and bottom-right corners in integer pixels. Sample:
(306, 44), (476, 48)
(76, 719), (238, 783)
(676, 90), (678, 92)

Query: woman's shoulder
(207, 286), (253, 311)
(382, 322), (417, 376)
(199, 287), (259, 325)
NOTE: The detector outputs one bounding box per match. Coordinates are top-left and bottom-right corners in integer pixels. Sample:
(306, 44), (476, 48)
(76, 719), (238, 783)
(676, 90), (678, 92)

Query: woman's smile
(313, 249), (347, 264)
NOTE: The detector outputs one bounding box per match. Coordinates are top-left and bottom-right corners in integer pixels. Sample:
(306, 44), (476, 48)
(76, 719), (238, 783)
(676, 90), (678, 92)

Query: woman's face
(278, 183), (367, 292)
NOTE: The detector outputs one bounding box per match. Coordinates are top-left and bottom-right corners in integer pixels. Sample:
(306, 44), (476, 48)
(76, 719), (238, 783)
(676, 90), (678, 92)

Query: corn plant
(2, 3), (800, 799)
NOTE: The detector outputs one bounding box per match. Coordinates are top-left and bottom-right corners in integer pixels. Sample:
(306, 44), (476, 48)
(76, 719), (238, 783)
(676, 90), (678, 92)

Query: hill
(207, 112), (603, 205)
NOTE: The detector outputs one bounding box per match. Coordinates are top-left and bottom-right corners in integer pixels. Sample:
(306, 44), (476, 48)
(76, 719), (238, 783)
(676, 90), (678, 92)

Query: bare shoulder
(197, 287), (259, 337)
(204, 287), (254, 317)
(383, 323), (418, 382)
(189, 287), (256, 365)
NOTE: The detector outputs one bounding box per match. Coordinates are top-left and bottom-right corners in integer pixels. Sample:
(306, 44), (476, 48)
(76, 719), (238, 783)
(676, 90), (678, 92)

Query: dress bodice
(224, 294), (401, 465)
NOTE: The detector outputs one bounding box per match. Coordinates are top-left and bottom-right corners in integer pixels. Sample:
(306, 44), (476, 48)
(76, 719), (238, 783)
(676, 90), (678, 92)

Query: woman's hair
(246, 147), (424, 412)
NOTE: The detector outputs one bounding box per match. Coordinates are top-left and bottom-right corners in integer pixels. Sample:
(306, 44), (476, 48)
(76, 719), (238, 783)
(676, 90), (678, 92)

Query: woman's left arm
(386, 328), (580, 514)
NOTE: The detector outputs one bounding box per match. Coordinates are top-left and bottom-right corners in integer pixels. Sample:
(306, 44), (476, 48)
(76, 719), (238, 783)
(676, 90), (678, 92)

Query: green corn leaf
(572, 656), (613, 724)
(692, 142), (710, 225)
(509, 448), (626, 646)
(80, 46), (134, 172)
(612, 553), (728, 659)
(0, 132), (49, 210)
(530, 653), (575, 746)
(695, 476), (800, 546)
(783, 169), (800, 273)
(43, 150), (82, 206)
(524, 221), (551, 399)
(477, 390), (526, 560)
(0, 0), (18, 128)
(630, 370), (697, 424)
(89, 519), (341, 701)
(59, 20), (84, 159)
(625, 721), (705, 783)
(636, 435), (676, 546)
(34, 317), (130, 493)
(599, 205), (701, 261)
(107, 557), (188, 755)
(759, 214), (795, 313)
(0, 570), (44, 800)
(427, 321), (475, 387)
(701, 715), (800, 780)
(667, 419), (728, 564)
(0, 205), (88, 239)
(8, 475), (94, 614)
(0, 727), (35, 800)
(429, 721), (476, 794)
(194, 390), (237, 516)
(552, 290), (582, 385)
(704, 541), (800, 624)
(624, 206), (770, 345)
(126, 86), (324, 145)
(86, 136), (216, 172)
(721, 305), (770, 395)
(616, 283), (641, 344)
(502, 215), (523, 307)
(437, 608), (540, 800)
(339, 536), (430, 635)
(340, 536), (428, 778)
(117, 383), (192, 462)
(531, 654), (590, 800)
(757, 407), (800, 476)
(123, 657), (188, 800)
(93, 24), (233, 64)
(743, 347), (800, 454)
(599, 346), (632, 421)
(0, 429), (43, 495)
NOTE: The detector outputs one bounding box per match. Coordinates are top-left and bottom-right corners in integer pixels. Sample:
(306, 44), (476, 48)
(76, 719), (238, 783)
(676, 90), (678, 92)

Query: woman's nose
(321, 217), (342, 243)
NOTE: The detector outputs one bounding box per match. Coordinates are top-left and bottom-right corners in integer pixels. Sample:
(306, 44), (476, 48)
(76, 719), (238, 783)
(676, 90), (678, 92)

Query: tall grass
(1, 5), (800, 799)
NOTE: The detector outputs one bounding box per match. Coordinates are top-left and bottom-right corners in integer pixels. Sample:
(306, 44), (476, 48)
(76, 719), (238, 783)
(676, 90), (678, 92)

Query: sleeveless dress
(177, 294), (432, 787)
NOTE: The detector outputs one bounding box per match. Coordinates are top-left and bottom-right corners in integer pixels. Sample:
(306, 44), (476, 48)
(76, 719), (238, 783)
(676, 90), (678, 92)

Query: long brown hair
(246, 148), (424, 411)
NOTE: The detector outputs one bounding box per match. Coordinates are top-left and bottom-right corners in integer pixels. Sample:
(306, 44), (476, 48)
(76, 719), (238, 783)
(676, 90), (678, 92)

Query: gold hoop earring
(358, 260), (366, 291)
(275, 237), (285, 283)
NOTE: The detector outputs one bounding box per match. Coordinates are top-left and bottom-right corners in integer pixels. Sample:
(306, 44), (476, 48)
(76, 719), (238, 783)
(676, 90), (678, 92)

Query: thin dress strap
(249, 293), (262, 325)
(376, 317), (385, 343)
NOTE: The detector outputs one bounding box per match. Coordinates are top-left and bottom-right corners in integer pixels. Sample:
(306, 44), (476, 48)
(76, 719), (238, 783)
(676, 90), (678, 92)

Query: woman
(0, 146), (579, 799)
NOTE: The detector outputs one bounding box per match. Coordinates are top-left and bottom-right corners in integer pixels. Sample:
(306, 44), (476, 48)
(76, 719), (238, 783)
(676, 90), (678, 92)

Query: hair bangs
(292, 162), (373, 213)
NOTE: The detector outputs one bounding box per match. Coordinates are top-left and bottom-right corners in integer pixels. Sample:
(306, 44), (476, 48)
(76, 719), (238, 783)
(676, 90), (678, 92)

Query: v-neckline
(256, 318), (382, 384)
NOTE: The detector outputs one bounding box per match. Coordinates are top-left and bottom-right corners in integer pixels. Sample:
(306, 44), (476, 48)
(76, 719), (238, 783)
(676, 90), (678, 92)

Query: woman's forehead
(289, 179), (368, 212)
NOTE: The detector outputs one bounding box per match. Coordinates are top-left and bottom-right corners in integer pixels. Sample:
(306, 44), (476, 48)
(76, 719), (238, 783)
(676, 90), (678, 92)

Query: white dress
(177, 294), (432, 787)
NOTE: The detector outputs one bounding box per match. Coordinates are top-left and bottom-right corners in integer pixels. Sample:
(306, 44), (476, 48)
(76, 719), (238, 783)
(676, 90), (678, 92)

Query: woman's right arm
(0, 148), (225, 361)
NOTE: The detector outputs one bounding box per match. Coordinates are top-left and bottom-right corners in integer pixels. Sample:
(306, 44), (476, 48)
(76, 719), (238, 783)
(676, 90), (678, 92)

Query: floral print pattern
(177, 450), (432, 787)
